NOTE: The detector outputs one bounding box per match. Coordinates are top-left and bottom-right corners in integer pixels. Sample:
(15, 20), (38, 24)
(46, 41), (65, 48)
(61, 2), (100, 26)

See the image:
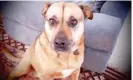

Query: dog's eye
(49, 18), (57, 26)
(69, 19), (78, 27)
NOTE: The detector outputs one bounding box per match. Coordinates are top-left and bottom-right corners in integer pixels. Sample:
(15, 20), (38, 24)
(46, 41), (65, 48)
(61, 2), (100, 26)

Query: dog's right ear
(42, 3), (51, 16)
(79, 5), (93, 20)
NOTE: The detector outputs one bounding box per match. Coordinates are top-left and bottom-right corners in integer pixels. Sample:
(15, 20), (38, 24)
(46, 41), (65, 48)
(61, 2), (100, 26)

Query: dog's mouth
(54, 47), (69, 52)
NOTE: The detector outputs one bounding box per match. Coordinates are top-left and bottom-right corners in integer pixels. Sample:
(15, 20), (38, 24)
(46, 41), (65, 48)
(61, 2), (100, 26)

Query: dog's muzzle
(54, 31), (70, 52)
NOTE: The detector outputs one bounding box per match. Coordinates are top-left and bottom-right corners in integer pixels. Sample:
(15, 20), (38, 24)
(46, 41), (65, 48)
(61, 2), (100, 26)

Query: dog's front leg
(69, 68), (80, 80)
(8, 51), (31, 80)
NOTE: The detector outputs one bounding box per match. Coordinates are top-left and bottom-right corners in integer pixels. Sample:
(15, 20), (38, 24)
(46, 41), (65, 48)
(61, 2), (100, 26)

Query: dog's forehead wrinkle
(61, 2), (65, 29)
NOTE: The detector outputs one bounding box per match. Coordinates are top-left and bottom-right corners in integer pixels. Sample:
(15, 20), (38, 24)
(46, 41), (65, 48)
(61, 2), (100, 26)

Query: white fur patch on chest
(59, 69), (75, 78)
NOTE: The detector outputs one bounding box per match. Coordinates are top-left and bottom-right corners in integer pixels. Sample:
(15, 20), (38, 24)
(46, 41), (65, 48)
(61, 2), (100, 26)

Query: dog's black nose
(54, 38), (68, 51)
(54, 31), (69, 51)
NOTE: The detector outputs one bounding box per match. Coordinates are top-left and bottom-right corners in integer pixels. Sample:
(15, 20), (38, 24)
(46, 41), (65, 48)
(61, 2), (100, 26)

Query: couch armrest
(85, 13), (122, 52)
(82, 13), (122, 72)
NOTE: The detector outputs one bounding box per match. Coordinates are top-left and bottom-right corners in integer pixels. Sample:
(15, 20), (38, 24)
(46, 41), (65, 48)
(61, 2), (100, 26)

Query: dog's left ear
(80, 5), (93, 20)
(42, 3), (51, 16)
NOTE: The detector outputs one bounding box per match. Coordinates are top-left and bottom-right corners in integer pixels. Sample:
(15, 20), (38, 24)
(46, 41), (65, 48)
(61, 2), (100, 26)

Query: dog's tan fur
(8, 2), (93, 80)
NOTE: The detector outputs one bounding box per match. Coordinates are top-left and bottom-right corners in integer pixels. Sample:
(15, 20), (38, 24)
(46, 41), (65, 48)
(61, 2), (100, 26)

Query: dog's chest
(32, 51), (81, 79)
(32, 56), (76, 79)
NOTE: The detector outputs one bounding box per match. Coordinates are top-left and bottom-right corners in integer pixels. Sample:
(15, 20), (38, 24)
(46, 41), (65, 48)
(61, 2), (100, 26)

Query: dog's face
(42, 2), (93, 52)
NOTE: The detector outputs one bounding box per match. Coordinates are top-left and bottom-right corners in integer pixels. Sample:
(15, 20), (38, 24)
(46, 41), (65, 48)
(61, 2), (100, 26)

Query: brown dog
(8, 2), (93, 80)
